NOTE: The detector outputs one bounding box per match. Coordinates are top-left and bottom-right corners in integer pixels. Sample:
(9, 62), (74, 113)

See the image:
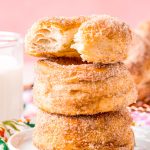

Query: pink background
(0, 0), (150, 35)
(0, 0), (150, 83)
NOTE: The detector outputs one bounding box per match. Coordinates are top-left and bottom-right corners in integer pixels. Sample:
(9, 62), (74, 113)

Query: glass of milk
(0, 31), (23, 121)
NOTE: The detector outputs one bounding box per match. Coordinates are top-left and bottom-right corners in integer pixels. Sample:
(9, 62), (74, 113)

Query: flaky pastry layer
(25, 16), (87, 58)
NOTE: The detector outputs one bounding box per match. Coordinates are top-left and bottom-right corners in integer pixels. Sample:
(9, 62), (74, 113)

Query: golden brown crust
(25, 16), (87, 58)
(33, 57), (137, 115)
(38, 16), (87, 31)
(33, 109), (134, 150)
(72, 15), (132, 63)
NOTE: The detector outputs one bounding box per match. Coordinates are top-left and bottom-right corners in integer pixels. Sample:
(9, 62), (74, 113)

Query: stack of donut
(125, 21), (150, 101)
(25, 15), (137, 150)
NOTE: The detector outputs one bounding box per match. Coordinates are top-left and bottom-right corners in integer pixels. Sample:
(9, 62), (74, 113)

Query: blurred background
(0, 0), (150, 83)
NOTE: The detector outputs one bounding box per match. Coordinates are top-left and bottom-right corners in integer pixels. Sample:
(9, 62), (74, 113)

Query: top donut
(25, 15), (132, 63)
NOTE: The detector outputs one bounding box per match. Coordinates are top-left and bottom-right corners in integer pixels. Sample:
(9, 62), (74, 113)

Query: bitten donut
(71, 15), (132, 63)
(34, 57), (137, 115)
(25, 16), (87, 58)
(33, 109), (134, 150)
(25, 15), (132, 63)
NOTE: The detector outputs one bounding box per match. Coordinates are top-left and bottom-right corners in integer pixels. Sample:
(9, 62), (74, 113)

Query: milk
(0, 55), (23, 121)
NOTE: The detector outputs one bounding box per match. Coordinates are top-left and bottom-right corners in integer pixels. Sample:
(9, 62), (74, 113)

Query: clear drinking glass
(0, 31), (23, 121)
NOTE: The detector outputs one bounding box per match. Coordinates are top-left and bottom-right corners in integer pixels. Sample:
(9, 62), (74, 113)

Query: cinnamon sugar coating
(33, 109), (134, 150)
(34, 57), (137, 115)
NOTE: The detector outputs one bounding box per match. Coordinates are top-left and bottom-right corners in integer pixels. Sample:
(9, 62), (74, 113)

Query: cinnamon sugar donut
(33, 109), (134, 150)
(25, 15), (131, 63)
(71, 15), (132, 63)
(34, 57), (137, 115)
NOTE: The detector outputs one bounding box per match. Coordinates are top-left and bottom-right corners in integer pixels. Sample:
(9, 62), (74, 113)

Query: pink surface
(0, 0), (150, 35)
